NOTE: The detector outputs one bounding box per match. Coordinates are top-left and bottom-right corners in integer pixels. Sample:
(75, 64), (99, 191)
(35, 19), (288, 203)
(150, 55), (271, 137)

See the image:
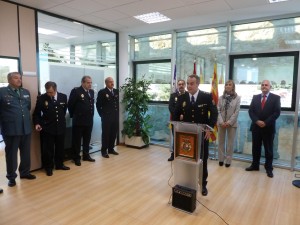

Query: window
(134, 60), (171, 102)
(229, 51), (298, 110)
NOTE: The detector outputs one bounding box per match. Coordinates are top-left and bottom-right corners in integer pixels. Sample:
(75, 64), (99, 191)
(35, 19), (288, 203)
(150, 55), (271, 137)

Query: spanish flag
(210, 63), (218, 142)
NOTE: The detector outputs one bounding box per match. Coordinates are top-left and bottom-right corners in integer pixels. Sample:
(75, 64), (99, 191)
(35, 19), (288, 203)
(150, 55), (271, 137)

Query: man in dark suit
(68, 76), (95, 166)
(0, 72), (36, 187)
(168, 79), (186, 161)
(174, 74), (218, 196)
(246, 80), (281, 178)
(33, 81), (70, 176)
(96, 77), (119, 158)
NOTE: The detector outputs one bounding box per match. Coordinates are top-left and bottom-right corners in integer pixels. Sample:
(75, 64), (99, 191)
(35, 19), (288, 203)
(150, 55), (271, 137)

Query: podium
(170, 122), (209, 213)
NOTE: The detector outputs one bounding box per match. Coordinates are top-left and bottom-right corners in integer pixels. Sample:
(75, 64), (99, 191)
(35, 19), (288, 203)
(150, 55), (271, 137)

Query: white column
(118, 32), (130, 143)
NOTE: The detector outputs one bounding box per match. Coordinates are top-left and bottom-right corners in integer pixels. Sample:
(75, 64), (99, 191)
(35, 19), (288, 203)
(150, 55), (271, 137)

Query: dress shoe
(74, 160), (81, 166)
(102, 154), (109, 158)
(8, 180), (16, 187)
(20, 174), (36, 180)
(108, 150), (119, 155)
(0, 188), (3, 193)
(202, 186), (208, 196)
(245, 166), (259, 171)
(46, 169), (53, 176)
(267, 170), (274, 178)
(219, 162), (224, 166)
(56, 165), (70, 170)
(82, 155), (96, 162)
(168, 153), (174, 161)
(225, 164), (231, 168)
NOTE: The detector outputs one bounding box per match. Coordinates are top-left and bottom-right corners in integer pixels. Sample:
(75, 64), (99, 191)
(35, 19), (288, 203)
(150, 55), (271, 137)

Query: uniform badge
(212, 100), (216, 105)
(81, 94), (84, 98)
(45, 101), (48, 106)
(175, 97), (177, 102)
(106, 94), (109, 98)
(182, 101), (186, 107)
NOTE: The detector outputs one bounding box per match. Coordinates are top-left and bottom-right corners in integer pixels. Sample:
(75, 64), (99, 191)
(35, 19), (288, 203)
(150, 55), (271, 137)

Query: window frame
(229, 51), (299, 111)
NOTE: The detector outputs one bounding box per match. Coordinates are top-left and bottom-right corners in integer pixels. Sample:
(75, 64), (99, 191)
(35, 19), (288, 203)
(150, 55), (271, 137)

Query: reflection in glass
(230, 53), (297, 109)
(0, 58), (18, 87)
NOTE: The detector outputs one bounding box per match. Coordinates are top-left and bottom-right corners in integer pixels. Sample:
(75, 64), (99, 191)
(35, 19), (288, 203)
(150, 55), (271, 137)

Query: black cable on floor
(196, 199), (229, 225)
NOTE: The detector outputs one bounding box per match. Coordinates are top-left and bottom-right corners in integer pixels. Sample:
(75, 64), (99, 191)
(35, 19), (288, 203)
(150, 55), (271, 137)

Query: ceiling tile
(92, 9), (129, 21)
(64, 0), (107, 13)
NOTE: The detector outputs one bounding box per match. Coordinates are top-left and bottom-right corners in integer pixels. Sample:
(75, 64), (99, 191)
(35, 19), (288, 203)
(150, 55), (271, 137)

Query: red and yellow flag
(210, 63), (218, 141)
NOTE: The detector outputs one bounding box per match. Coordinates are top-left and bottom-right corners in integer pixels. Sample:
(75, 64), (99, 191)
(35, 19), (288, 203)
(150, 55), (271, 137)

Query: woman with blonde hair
(217, 80), (241, 167)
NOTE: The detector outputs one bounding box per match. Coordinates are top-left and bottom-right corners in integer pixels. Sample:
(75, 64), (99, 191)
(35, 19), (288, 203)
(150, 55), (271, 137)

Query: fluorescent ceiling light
(269, 0), (288, 3)
(134, 12), (171, 24)
(38, 28), (58, 35)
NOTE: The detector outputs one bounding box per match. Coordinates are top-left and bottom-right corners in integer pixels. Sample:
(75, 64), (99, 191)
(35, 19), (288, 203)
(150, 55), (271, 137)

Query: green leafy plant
(120, 76), (152, 145)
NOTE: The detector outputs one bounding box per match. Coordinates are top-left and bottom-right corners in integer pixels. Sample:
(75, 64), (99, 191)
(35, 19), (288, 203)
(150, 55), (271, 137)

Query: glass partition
(37, 12), (117, 150)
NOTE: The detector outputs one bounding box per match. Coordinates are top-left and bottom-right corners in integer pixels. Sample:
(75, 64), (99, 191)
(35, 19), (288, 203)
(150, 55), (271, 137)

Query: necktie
(15, 89), (20, 96)
(52, 96), (56, 102)
(111, 90), (114, 96)
(191, 95), (195, 105)
(261, 95), (266, 109)
(87, 90), (90, 97)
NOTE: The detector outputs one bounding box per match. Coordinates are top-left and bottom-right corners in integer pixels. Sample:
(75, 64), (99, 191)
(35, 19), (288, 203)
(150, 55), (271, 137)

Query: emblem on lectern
(175, 131), (198, 162)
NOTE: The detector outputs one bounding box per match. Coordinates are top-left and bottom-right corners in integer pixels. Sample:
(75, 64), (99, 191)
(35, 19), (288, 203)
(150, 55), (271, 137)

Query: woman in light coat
(217, 80), (240, 167)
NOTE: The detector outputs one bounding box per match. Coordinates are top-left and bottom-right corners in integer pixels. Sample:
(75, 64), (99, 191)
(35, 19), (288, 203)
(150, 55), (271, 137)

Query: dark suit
(0, 86), (32, 180)
(249, 93), (281, 170)
(174, 91), (218, 187)
(68, 86), (94, 160)
(96, 87), (119, 154)
(32, 92), (67, 169)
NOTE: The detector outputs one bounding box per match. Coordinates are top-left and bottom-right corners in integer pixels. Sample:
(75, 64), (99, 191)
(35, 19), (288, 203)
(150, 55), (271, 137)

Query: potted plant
(120, 76), (152, 148)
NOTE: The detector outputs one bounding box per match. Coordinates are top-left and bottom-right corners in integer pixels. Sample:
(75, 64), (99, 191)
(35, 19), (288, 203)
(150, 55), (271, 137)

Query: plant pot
(125, 135), (149, 149)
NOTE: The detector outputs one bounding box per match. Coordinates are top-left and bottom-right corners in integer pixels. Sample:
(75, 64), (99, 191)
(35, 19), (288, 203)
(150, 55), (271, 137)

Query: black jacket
(32, 92), (67, 135)
(68, 86), (94, 126)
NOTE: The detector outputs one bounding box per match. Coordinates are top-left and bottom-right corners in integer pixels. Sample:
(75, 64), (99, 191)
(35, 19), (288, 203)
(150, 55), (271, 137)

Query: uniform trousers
(200, 136), (209, 187)
(101, 117), (118, 153)
(3, 134), (31, 180)
(41, 132), (65, 169)
(218, 126), (237, 164)
(72, 125), (93, 160)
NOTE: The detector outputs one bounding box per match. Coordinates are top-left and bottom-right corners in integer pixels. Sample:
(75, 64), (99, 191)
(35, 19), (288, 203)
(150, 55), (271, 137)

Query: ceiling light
(269, 0), (288, 3)
(134, 12), (171, 24)
(38, 28), (58, 35)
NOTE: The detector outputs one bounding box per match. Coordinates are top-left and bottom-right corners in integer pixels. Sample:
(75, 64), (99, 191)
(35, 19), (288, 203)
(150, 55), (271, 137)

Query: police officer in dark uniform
(174, 74), (218, 196)
(168, 79), (186, 161)
(0, 72), (36, 187)
(33, 81), (70, 176)
(96, 77), (119, 158)
(68, 76), (95, 166)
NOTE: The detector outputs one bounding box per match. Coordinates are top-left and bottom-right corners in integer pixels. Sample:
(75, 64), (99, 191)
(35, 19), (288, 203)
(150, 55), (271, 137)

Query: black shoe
(168, 153), (174, 161)
(225, 164), (231, 168)
(74, 160), (81, 166)
(108, 150), (119, 155)
(202, 186), (208, 196)
(267, 170), (273, 178)
(56, 165), (70, 170)
(0, 188), (3, 193)
(82, 155), (96, 162)
(46, 169), (53, 176)
(102, 154), (109, 158)
(219, 162), (224, 166)
(245, 166), (259, 171)
(20, 174), (36, 180)
(8, 180), (16, 187)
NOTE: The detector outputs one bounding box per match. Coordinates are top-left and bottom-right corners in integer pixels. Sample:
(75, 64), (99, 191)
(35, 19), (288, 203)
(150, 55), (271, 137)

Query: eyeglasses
(261, 84), (269, 86)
